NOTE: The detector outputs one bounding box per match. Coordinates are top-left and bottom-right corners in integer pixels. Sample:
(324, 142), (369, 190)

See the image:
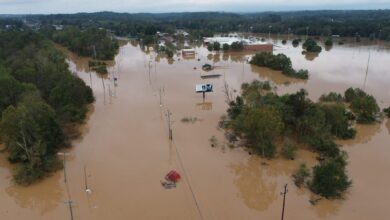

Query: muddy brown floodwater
(1, 38), (390, 220)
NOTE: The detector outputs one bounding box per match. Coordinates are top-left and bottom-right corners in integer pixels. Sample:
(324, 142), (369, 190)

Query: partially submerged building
(204, 36), (273, 52)
(182, 48), (195, 56)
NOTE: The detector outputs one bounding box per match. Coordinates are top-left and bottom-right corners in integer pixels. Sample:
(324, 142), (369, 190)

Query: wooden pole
(64, 201), (74, 220)
(84, 165), (88, 190)
(281, 184), (288, 220)
(58, 152), (70, 183)
(167, 109), (173, 140)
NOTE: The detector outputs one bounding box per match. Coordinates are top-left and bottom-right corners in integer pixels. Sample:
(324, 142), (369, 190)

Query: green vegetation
(384, 107), (390, 117)
(320, 104), (356, 139)
(250, 53), (309, 79)
(30, 11), (390, 41)
(344, 88), (379, 123)
(319, 92), (344, 103)
(292, 39), (301, 46)
(232, 106), (284, 158)
(213, 42), (221, 51)
(293, 163), (310, 187)
(224, 80), (360, 197)
(222, 43), (230, 51)
(0, 31), (94, 185)
(325, 38), (333, 46)
(1, 93), (64, 185)
(310, 153), (352, 198)
(46, 27), (119, 60)
(230, 41), (244, 51)
(281, 139), (297, 160)
(89, 60), (108, 74)
(303, 39), (322, 53)
(158, 43), (176, 58)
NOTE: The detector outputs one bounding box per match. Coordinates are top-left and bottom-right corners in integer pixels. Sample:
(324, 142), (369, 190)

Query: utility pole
(64, 200), (75, 220)
(159, 88), (163, 107)
(306, 26), (309, 40)
(58, 152), (70, 183)
(93, 45), (97, 60)
(84, 165), (92, 194)
(280, 184), (288, 220)
(268, 25), (272, 42)
(166, 109), (173, 140)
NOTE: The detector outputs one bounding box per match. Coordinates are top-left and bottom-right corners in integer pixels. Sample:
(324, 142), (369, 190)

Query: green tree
(293, 163), (310, 187)
(344, 88), (379, 123)
(213, 42), (221, 51)
(325, 38), (333, 46)
(310, 153), (351, 198)
(303, 39), (322, 53)
(231, 41), (244, 51)
(233, 107), (283, 158)
(207, 44), (213, 52)
(1, 93), (64, 185)
(222, 43), (230, 51)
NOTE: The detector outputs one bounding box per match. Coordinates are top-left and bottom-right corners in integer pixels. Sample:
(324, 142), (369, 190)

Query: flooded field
(1, 38), (390, 220)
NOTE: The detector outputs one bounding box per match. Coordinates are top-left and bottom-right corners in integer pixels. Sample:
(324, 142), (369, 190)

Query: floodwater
(1, 38), (390, 220)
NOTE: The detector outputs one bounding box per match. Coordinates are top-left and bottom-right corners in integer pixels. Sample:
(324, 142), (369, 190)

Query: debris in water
(202, 63), (213, 71)
(86, 188), (92, 194)
(309, 195), (322, 205)
(161, 180), (176, 189)
(261, 162), (269, 166)
(181, 116), (200, 124)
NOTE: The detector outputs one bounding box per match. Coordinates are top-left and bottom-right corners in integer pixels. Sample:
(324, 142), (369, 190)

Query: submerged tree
(310, 153), (351, 198)
(232, 106), (283, 158)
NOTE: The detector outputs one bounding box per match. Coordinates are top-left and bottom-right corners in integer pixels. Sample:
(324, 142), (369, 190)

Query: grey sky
(0, 0), (389, 14)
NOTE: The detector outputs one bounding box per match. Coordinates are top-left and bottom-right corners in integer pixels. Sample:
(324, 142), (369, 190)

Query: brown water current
(0, 39), (390, 219)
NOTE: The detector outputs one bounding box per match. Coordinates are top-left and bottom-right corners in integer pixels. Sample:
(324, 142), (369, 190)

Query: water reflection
(229, 157), (277, 211)
(196, 101), (213, 111)
(250, 65), (305, 85)
(311, 198), (342, 219)
(304, 52), (319, 61)
(338, 123), (381, 146)
(5, 172), (63, 215)
(325, 45), (333, 52)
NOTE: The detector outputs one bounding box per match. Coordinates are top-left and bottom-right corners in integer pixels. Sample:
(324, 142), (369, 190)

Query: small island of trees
(250, 52), (309, 79)
(222, 80), (381, 198)
(303, 39), (322, 53)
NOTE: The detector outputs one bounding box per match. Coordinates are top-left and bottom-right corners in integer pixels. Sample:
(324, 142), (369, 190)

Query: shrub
(303, 39), (322, 53)
(293, 163), (310, 187)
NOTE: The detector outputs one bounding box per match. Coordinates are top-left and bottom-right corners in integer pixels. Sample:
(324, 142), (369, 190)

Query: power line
(171, 139), (205, 220)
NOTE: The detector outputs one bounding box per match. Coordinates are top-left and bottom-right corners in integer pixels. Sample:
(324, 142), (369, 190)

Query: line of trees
(26, 10), (390, 41)
(43, 26), (119, 60)
(0, 31), (94, 185)
(223, 80), (381, 198)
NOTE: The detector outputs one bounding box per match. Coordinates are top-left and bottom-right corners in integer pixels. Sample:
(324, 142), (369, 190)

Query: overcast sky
(0, 0), (390, 14)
